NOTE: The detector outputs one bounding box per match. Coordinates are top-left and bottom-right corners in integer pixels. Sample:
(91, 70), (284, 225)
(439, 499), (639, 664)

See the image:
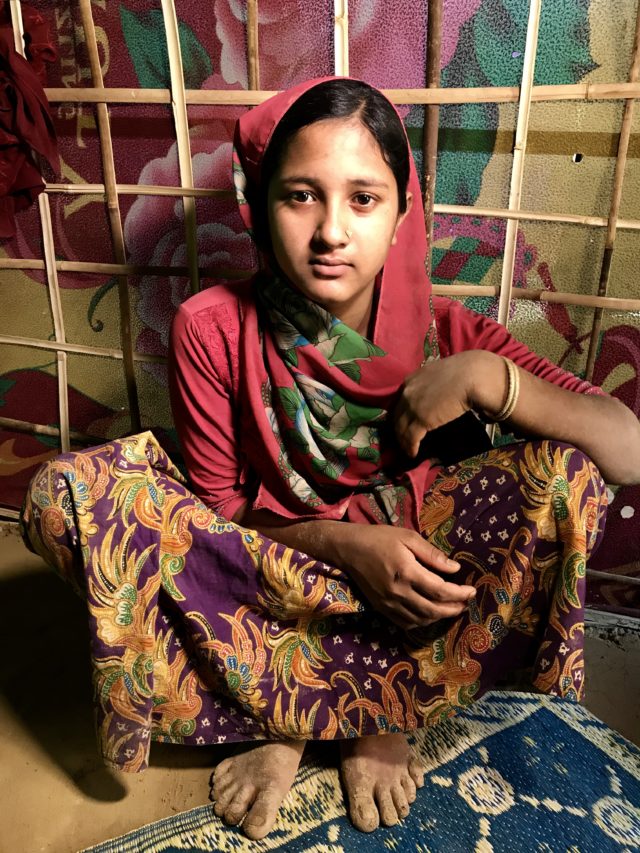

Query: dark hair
(253, 79), (410, 245)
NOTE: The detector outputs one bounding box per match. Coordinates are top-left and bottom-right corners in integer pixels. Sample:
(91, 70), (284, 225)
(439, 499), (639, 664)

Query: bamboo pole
(39, 199), (70, 453)
(335, 0), (349, 76)
(497, 0), (540, 329)
(247, 0), (260, 89)
(43, 81), (640, 106)
(8, 0), (24, 51)
(433, 203), (640, 232)
(0, 334), (166, 362)
(0, 416), (104, 446)
(45, 182), (234, 199)
(79, 0), (140, 432)
(160, 0), (200, 294)
(0, 257), (249, 279)
(423, 0), (443, 267)
(430, 285), (640, 311)
(586, 568), (640, 588)
(0, 510), (21, 521)
(585, 2), (640, 381)
(9, 2), (70, 454)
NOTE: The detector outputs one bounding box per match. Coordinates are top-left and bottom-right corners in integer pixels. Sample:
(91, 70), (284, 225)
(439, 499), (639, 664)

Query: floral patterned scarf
(233, 78), (440, 527)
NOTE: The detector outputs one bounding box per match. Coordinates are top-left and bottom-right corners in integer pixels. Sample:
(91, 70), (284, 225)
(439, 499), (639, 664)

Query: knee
(21, 453), (80, 544)
(524, 440), (604, 493)
(26, 454), (76, 505)
(520, 440), (607, 541)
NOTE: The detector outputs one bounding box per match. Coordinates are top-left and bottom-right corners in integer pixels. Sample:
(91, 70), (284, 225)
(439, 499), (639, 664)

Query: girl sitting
(22, 77), (640, 840)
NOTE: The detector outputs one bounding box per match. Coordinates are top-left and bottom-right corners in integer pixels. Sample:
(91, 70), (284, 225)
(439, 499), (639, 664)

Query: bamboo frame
(335, 0), (349, 76)
(3, 2), (640, 496)
(423, 0), (443, 263)
(78, 0), (140, 432)
(10, 1), (70, 453)
(585, 2), (640, 380)
(161, 0), (200, 294)
(497, 0), (540, 329)
(42, 81), (640, 106)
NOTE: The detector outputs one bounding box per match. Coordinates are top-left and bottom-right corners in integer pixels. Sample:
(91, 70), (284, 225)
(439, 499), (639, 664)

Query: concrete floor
(1, 521), (639, 853)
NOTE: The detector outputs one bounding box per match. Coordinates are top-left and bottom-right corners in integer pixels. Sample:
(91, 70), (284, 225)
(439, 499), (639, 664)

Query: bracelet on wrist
(494, 357), (520, 422)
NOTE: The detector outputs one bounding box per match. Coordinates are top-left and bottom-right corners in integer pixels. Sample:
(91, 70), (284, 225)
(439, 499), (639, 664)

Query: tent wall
(1, 0), (639, 616)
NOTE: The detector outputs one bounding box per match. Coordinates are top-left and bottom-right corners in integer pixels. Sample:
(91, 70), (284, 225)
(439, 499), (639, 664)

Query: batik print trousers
(20, 431), (606, 772)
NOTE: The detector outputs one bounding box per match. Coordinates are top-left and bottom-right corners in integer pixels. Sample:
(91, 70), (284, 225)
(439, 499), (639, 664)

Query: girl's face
(267, 117), (412, 334)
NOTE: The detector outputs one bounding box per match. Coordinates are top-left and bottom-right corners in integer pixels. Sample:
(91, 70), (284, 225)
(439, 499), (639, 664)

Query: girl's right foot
(212, 738), (306, 839)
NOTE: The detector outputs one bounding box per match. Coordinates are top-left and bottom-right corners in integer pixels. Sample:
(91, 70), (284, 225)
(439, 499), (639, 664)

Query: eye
(353, 193), (375, 208)
(288, 190), (314, 203)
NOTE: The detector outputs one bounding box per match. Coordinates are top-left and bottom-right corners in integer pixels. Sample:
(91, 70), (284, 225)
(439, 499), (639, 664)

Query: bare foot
(211, 739), (306, 839)
(340, 732), (425, 832)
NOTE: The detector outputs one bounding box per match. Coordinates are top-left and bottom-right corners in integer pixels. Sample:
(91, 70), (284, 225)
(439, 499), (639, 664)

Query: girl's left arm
(395, 349), (640, 486)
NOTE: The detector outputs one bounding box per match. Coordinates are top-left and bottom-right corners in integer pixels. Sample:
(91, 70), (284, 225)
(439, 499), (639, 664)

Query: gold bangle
(495, 357), (520, 422)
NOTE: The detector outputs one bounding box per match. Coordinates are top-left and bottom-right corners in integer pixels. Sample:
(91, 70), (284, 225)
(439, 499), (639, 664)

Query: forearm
(232, 504), (354, 567)
(473, 351), (640, 484)
(233, 504), (474, 628)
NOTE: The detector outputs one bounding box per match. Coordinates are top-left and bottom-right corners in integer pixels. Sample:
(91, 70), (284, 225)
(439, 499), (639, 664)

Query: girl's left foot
(340, 732), (425, 832)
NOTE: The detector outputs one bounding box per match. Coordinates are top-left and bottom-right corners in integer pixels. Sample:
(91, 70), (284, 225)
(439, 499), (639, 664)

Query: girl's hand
(394, 351), (501, 458)
(337, 524), (476, 628)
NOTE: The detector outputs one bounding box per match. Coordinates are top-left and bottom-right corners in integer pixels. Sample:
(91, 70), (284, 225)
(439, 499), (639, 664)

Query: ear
(391, 192), (413, 245)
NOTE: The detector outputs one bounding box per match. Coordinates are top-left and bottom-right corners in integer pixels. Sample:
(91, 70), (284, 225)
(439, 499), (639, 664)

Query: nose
(314, 201), (348, 248)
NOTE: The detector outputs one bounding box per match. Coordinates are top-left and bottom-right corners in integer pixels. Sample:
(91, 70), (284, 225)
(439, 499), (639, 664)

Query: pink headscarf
(233, 78), (441, 528)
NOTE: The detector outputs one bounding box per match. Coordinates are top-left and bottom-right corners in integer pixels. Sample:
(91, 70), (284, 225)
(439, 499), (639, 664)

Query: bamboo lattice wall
(1, 0), (640, 524)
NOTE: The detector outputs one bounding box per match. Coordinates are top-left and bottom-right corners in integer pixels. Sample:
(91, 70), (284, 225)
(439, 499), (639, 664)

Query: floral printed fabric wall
(0, 0), (638, 616)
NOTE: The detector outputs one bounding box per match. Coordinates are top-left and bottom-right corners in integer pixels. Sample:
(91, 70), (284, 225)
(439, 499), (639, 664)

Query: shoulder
(171, 280), (254, 388)
(433, 295), (491, 356)
(176, 280), (253, 328)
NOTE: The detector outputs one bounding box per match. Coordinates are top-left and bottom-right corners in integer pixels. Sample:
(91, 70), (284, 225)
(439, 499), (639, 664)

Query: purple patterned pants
(21, 431), (606, 772)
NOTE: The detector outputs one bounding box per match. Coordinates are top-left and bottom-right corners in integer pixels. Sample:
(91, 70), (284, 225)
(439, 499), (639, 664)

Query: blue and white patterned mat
(84, 692), (640, 852)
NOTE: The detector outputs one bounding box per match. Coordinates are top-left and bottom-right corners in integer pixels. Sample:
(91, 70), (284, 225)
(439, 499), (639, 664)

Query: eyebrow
(278, 175), (391, 189)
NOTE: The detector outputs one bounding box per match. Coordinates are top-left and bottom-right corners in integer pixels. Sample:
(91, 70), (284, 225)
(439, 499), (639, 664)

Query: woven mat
(82, 691), (640, 852)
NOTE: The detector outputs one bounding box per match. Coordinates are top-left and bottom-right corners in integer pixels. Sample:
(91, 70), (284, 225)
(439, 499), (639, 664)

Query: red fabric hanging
(0, 3), (58, 238)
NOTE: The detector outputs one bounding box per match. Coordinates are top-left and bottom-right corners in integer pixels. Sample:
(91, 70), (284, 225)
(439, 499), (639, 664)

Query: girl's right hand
(336, 524), (476, 628)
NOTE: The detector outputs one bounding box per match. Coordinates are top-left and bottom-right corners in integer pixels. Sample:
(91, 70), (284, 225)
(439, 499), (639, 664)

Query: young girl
(21, 77), (640, 841)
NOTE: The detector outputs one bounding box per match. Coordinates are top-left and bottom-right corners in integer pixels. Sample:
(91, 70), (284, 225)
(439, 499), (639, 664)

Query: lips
(310, 257), (351, 277)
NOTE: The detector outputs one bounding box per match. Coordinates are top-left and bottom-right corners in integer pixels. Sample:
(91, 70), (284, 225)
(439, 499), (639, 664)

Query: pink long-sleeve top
(169, 282), (602, 521)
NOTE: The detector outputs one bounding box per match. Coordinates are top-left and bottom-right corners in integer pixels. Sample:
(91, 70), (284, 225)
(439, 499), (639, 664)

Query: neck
(317, 283), (377, 339)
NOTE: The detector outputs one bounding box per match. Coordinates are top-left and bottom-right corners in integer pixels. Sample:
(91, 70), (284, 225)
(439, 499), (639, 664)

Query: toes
(376, 789), (399, 827)
(223, 786), (255, 826)
(212, 757), (233, 785)
(408, 757), (426, 789)
(347, 792), (379, 833)
(401, 774), (417, 804)
(391, 783), (410, 820)
(243, 789), (283, 840)
(213, 780), (238, 818)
